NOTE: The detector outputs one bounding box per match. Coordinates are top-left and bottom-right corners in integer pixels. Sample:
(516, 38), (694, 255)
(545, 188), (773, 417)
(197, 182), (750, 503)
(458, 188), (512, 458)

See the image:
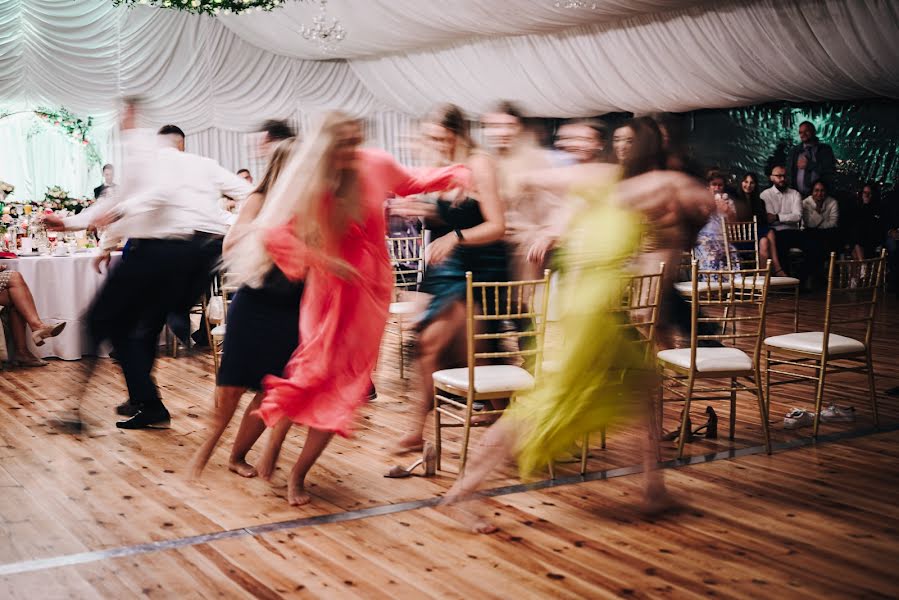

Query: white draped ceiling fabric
(1, 0), (898, 190)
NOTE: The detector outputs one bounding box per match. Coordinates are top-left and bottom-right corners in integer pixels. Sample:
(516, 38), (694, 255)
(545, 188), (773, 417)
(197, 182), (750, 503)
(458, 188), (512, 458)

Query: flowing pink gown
(258, 148), (469, 436)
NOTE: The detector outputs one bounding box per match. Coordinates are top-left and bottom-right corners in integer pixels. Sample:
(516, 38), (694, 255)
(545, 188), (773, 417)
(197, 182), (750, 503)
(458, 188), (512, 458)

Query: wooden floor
(1, 291), (898, 598)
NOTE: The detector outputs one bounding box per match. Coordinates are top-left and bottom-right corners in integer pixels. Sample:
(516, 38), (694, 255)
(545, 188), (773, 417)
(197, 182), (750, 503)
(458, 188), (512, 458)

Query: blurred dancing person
(47, 102), (252, 428)
(229, 112), (470, 505)
(188, 138), (299, 479)
(389, 104), (507, 454)
(439, 120), (715, 533)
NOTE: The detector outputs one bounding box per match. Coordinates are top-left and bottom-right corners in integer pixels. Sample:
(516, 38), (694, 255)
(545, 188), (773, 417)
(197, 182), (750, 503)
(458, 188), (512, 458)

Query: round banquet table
(2, 251), (122, 360)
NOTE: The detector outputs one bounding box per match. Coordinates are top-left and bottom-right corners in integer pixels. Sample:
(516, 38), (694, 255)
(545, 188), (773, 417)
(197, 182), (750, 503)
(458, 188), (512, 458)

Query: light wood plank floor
(1, 291), (898, 597)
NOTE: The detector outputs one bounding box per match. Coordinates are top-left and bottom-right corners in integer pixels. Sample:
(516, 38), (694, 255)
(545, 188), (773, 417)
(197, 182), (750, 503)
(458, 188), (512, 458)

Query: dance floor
(1, 291), (898, 598)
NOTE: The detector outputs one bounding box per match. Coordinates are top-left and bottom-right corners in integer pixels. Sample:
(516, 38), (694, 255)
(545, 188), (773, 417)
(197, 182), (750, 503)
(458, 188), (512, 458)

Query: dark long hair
(616, 116), (665, 179)
(735, 172), (767, 221)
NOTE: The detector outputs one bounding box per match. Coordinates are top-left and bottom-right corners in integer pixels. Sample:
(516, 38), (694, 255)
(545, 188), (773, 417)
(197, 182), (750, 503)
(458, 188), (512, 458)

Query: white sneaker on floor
(821, 404), (856, 423)
(784, 408), (814, 430)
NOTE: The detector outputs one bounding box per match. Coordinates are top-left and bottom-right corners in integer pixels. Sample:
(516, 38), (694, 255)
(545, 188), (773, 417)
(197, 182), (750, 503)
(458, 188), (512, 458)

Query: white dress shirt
(64, 130), (252, 244)
(801, 196), (839, 230)
(760, 186), (803, 231)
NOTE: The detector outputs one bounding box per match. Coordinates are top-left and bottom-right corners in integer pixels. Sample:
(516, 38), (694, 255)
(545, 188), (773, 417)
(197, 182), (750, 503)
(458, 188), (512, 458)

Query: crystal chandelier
(300, 0), (346, 52)
(554, 1), (599, 8)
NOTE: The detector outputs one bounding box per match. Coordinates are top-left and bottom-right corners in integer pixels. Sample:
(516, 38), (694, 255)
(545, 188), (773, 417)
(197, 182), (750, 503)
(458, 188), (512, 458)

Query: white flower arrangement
(0, 181), (14, 195)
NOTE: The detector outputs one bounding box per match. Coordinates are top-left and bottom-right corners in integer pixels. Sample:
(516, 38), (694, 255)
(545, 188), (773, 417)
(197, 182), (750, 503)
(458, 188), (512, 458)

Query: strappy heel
(661, 410), (694, 442)
(385, 442), (436, 478)
(692, 406), (718, 439)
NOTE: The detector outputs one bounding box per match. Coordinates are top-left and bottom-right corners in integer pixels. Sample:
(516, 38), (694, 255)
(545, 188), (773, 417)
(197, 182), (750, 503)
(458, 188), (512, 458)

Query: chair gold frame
(210, 272), (239, 376)
(723, 216), (800, 332)
(433, 269), (552, 476)
(385, 232), (426, 379)
(577, 264), (666, 474)
(764, 250), (886, 437)
(658, 261), (772, 459)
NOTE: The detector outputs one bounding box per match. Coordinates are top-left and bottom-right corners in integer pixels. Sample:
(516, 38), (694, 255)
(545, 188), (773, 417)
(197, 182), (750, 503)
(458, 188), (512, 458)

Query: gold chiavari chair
(723, 216), (800, 332)
(764, 250), (887, 437)
(385, 232), (426, 379)
(209, 272), (239, 376)
(657, 261), (772, 459)
(576, 264), (665, 474)
(433, 270), (552, 476)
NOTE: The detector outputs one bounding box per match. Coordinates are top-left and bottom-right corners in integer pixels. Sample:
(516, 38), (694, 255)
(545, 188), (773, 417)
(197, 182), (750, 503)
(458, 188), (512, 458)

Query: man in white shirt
(760, 164), (805, 279)
(46, 107), (252, 429)
(802, 180), (840, 285)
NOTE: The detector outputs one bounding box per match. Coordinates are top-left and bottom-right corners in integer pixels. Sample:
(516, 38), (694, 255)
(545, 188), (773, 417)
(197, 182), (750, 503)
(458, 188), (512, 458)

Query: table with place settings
(1, 251), (122, 360)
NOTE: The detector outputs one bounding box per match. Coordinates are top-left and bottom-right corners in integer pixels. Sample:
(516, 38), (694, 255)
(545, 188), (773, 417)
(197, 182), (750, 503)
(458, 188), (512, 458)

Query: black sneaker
(116, 407), (171, 430)
(115, 400), (140, 416)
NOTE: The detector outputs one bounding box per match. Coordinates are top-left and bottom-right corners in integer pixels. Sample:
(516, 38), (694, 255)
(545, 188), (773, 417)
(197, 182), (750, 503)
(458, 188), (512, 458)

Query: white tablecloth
(3, 251), (121, 360)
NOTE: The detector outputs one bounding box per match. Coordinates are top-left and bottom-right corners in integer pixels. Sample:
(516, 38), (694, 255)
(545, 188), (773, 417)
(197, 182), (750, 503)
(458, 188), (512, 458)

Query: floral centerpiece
(42, 186), (95, 215)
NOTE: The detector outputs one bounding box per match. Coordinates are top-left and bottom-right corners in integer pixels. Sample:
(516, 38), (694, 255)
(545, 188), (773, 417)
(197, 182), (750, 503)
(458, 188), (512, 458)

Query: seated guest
(693, 171), (738, 276)
(236, 168), (252, 184)
(734, 172), (787, 276)
(93, 163), (116, 199)
(0, 265), (66, 367)
(803, 181), (840, 284)
(760, 164), (805, 278)
(851, 183), (886, 261)
(884, 188), (899, 294)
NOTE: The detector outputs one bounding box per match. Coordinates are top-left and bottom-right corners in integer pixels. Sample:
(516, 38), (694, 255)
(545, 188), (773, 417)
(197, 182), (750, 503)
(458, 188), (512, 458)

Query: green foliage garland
(111, 0), (288, 16)
(29, 107), (103, 167)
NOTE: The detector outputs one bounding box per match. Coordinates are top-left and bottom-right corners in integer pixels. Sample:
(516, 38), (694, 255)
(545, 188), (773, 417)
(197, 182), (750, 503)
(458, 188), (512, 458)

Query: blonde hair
(253, 137), (296, 196)
(227, 111), (363, 287)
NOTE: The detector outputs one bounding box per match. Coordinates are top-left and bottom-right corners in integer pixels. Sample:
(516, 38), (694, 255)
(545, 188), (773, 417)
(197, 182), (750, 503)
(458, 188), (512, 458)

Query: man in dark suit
(93, 164), (116, 199)
(786, 121), (835, 198)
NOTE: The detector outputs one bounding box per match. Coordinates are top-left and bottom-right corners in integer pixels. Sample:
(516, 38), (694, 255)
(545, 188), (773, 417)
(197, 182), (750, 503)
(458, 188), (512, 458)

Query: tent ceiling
(219, 0), (705, 60)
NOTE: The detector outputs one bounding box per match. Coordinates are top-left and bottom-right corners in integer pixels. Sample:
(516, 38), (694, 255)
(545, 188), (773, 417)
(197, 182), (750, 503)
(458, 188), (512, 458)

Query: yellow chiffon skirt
(507, 189), (650, 478)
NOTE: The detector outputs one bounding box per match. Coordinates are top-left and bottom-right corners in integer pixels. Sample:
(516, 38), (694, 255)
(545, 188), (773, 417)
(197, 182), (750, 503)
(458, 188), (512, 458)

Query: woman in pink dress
(228, 111), (470, 506)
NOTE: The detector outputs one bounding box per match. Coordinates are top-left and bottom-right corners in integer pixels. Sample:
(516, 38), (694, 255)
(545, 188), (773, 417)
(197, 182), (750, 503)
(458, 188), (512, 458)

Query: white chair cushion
(657, 347), (753, 372)
(674, 281), (732, 294)
(764, 332), (865, 355)
(389, 301), (418, 315)
(733, 275), (799, 287)
(433, 365), (535, 393)
(210, 324), (226, 337)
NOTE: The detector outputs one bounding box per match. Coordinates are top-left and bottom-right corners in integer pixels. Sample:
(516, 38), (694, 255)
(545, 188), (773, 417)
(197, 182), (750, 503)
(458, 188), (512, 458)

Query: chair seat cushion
(674, 281), (732, 294)
(657, 347), (753, 372)
(733, 275), (800, 287)
(764, 332), (865, 355)
(433, 365), (535, 393)
(389, 301), (418, 315)
(211, 324), (226, 337)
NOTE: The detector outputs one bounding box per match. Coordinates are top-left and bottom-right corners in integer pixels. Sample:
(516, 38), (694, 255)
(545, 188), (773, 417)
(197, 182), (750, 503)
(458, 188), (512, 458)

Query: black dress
(216, 267), (303, 391)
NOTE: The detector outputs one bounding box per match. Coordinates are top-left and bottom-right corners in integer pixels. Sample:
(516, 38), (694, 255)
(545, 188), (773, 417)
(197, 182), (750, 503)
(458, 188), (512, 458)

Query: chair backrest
(822, 250), (886, 352)
(687, 260), (771, 367)
(466, 269), (552, 387)
(611, 263), (666, 361)
(723, 217), (760, 271)
(386, 232), (425, 298)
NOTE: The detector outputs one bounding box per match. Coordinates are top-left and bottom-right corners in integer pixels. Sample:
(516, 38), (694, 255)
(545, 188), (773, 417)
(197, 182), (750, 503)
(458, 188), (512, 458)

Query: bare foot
(288, 485), (312, 506)
(440, 497), (498, 534)
(256, 449), (278, 481)
(228, 458), (258, 478)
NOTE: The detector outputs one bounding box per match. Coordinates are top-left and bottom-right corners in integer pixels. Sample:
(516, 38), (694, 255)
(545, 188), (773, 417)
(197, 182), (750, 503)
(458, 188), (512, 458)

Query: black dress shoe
(115, 400), (140, 417)
(116, 408), (171, 430)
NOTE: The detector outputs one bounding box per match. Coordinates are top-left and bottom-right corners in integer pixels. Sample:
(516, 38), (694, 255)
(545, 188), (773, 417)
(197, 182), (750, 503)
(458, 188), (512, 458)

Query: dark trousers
(86, 235), (223, 410)
(804, 228), (841, 281)
(773, 228), (807, 280)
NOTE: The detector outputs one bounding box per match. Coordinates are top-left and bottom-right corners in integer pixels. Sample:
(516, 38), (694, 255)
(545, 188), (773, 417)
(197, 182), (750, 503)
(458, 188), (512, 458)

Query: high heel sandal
(692, 406), (718, 439)
(661, 410), (694, 442)
(32, 322), (66, 347)
(384, 441), (437, 478)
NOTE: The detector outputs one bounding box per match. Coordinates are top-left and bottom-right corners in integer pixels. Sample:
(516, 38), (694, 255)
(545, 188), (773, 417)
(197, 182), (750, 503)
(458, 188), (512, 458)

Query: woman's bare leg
(5, 305), (40, 361)
(760, 234), (785, 274)
(287, 427), (334, 506)
(441, 417), (518, 533)
(396, 301), (466, 452)
(852, 244), (864, 261)
(258, 416), (292, 481)
(2, 272), (45, 330)
(228, 392), (267, 477)
(188, 385), (247, 479)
